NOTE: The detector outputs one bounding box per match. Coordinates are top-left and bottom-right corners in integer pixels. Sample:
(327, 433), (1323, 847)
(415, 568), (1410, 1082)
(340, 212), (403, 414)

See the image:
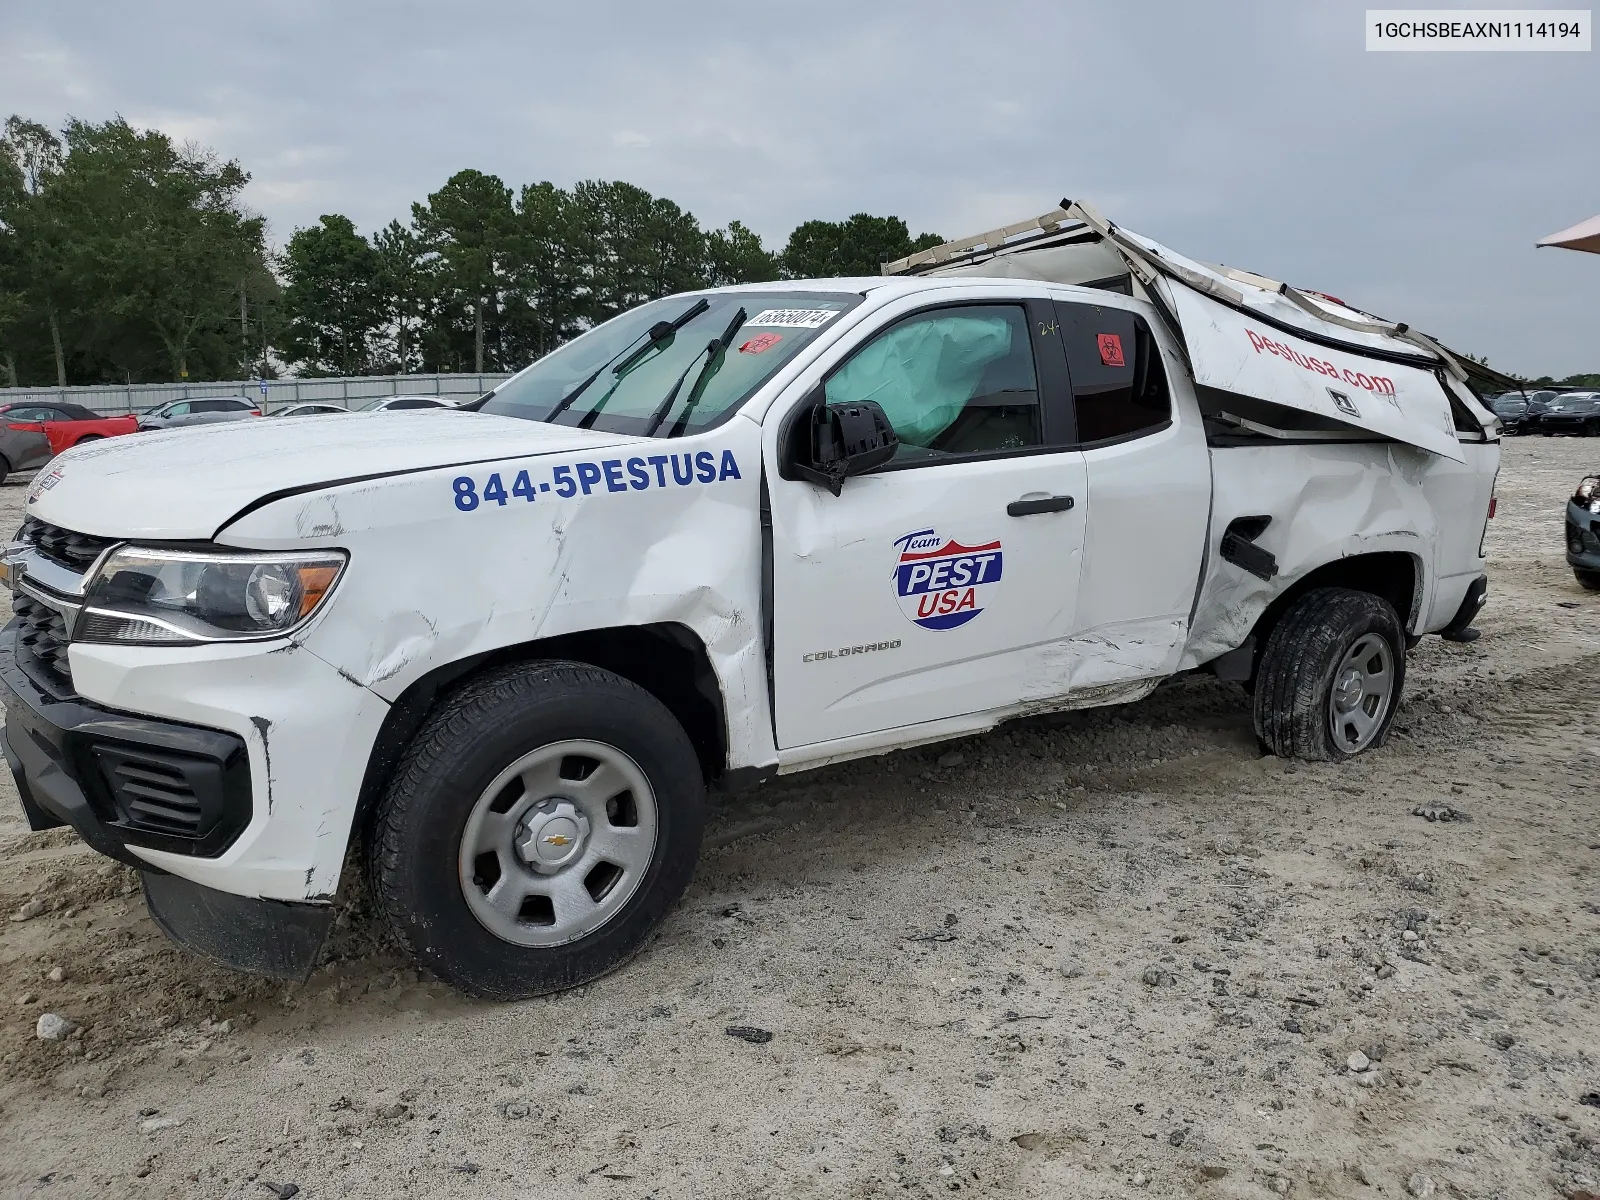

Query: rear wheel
(1576, 569), (1600, 592)
(0, 455), (9, 486)
(370, 660), (707, 999)
(1253, 588), (1406, 761)
(73, 434), (103, 445)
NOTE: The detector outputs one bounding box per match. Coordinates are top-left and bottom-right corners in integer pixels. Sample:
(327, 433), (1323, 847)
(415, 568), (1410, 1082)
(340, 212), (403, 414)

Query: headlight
(77, 548), (346, 645)
(1575, 476), (1600, 508)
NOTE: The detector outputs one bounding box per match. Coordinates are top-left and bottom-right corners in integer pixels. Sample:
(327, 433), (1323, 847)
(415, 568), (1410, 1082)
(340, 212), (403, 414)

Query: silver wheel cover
(1328, 632), (1396, 753)
(457, 739), (659, 947)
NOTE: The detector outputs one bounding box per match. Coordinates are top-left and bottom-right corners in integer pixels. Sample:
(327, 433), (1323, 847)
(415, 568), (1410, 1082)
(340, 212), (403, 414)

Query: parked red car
(0, 402), (139, 484)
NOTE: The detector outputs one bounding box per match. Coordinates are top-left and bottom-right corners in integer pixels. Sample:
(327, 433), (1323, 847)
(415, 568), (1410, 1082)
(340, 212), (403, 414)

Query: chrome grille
(13, 590), (71, 685)
(19, 518), (115, 573)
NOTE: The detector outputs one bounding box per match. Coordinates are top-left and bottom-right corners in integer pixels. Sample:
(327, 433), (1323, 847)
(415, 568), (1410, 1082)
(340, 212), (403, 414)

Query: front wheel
(1576, 569), (1600, 592)
(370, 660), (707, 999)
(1253, 588), (1406, 761)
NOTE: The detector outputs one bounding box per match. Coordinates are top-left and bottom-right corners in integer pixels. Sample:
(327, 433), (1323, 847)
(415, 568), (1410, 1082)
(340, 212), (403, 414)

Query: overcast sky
(3, 0), (1595, 377)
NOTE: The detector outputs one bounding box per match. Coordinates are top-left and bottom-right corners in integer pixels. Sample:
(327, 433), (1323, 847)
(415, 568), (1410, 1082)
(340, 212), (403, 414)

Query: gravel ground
(0, 436), (1597, 1200)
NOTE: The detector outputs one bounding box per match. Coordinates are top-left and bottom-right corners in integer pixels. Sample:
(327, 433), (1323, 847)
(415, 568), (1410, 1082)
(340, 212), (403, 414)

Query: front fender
(220, 422), (772, 768)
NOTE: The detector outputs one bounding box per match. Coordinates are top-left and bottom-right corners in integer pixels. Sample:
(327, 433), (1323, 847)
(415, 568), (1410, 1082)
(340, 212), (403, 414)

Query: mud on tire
(1252, 587), (1406, 761)
(369, 659), (707, 1000)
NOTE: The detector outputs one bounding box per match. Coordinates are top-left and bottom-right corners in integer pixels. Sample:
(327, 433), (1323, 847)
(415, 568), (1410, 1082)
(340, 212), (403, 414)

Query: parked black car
(1488, 392), (1534, 434)
(1541, 392), (1600, 437)
(1568, 473), (1600, 590)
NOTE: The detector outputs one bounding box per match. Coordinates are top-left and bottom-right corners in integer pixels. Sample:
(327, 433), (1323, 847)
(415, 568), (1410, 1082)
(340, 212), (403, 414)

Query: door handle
(1007, 494), (1075, 517)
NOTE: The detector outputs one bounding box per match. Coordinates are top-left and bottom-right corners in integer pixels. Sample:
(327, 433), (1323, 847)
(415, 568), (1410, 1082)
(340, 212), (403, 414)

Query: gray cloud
(3, 0), (1595, 376)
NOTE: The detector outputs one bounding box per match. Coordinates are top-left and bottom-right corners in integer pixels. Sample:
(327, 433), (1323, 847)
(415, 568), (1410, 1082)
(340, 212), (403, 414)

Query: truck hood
(25, 410), (638, 540)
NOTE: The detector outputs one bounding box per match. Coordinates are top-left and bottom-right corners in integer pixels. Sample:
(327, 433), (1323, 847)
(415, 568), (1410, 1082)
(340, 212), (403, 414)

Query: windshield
(478, 291), (861, 436)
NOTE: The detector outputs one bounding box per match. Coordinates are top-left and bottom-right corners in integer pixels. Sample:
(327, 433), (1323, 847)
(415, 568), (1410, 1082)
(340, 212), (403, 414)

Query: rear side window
(1053, 301), (1171, 445)
(390, 398), (442, 410)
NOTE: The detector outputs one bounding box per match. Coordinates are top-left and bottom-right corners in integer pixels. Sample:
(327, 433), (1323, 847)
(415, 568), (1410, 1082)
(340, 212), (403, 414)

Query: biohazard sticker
(738, 333), (783, 354)
(1097, 332), (1125, 367)
(892, 528), (1003, 631)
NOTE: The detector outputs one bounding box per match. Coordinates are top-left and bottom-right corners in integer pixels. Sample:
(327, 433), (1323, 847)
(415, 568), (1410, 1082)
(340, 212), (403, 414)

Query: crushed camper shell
(884, 201), (1503, 461)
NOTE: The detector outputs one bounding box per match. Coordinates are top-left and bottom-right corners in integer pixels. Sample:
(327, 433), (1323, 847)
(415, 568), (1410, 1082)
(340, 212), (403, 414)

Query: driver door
(767, 294), (1089, 750)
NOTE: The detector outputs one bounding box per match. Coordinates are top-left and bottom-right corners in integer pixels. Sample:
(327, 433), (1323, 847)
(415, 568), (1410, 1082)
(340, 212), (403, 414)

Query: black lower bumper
(0, 624), (253, 859)
(1439, 574), (1488, 643)
(142, 871), (334, 980)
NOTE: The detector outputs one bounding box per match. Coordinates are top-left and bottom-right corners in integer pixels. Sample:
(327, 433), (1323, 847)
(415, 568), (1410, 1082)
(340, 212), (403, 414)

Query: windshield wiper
(641, 307), (746, 438)
(544, 297), (710, 425)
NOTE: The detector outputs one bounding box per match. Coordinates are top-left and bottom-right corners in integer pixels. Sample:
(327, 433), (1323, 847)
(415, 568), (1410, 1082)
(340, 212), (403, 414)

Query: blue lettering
(551, 465), (576, 498)
(576, 462), (603, 495)
(694, 451), (716, 483)
(671, 454), (695, 486)
(602, 458), (627, 493)
(718, 449), (741, 481)
(647, 455), (670, 487)
(626, 457), (651, 490)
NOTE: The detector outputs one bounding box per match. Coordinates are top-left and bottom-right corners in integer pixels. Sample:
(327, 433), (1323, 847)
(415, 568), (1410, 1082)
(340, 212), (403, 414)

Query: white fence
(0, 373), (513, 415)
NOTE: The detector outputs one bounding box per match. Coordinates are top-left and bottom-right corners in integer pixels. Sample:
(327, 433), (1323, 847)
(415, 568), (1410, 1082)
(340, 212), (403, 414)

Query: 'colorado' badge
(892, 528), (1003, 631)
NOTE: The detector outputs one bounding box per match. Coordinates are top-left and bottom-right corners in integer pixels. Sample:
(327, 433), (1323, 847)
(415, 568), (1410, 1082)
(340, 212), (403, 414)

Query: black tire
(1252, 587), (1406, 761)
(0, 455), (9, 487)
(1576, 569), (1600, 592)
(370, 660), (707, 999)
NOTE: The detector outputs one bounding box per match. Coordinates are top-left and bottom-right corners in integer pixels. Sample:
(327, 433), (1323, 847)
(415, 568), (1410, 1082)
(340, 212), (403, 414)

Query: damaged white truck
(1, 202), (1503, 998)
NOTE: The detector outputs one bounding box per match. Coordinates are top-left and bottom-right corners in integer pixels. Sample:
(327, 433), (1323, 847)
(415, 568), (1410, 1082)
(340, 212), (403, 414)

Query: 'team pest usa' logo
(892, 528), (1004, 631)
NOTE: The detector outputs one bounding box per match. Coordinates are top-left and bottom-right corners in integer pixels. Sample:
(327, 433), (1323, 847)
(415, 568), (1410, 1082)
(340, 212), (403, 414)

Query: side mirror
(794, 395), (898, 496)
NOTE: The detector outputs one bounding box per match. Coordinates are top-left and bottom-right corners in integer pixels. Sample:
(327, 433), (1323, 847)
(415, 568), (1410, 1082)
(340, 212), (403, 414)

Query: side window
(6, 407), (50, 422)
(164, 402), (193, 416)
(824, 304), (1041, 465)
(1054, 301), (1171, 445)
(390, 398), (437, 410)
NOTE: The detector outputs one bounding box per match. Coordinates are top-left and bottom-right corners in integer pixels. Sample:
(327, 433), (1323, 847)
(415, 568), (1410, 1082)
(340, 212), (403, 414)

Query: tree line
(0, 115), (943, 387)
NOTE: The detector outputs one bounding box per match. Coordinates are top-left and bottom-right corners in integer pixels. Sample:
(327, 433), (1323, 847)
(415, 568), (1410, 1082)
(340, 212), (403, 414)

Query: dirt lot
(0, 436), (1597, 1200)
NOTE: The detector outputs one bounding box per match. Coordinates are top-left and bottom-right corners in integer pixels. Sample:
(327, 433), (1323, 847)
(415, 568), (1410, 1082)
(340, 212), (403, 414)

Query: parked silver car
(271, 403), (349, 417)
(356, 395), (455, 412)
(138, 396), (262, 431)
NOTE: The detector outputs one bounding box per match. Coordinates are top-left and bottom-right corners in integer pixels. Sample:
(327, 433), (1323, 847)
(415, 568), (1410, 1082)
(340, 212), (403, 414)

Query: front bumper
(1567, 500), (1600, 571)
(1542, 417), (1597, 435)
(0, 628), (252, 862)
(0, 629), (344, 977)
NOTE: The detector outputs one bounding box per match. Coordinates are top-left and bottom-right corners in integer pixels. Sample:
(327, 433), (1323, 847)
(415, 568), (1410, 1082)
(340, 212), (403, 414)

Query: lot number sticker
(745, 309), (840, 329)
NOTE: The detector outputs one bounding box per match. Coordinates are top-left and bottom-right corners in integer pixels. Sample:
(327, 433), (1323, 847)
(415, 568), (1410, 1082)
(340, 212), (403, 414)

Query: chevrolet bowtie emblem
(543, 834), (573, 847)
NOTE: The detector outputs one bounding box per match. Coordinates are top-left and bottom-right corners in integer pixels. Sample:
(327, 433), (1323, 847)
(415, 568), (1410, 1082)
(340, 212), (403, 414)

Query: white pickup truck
(0, 203), (1502, 998)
